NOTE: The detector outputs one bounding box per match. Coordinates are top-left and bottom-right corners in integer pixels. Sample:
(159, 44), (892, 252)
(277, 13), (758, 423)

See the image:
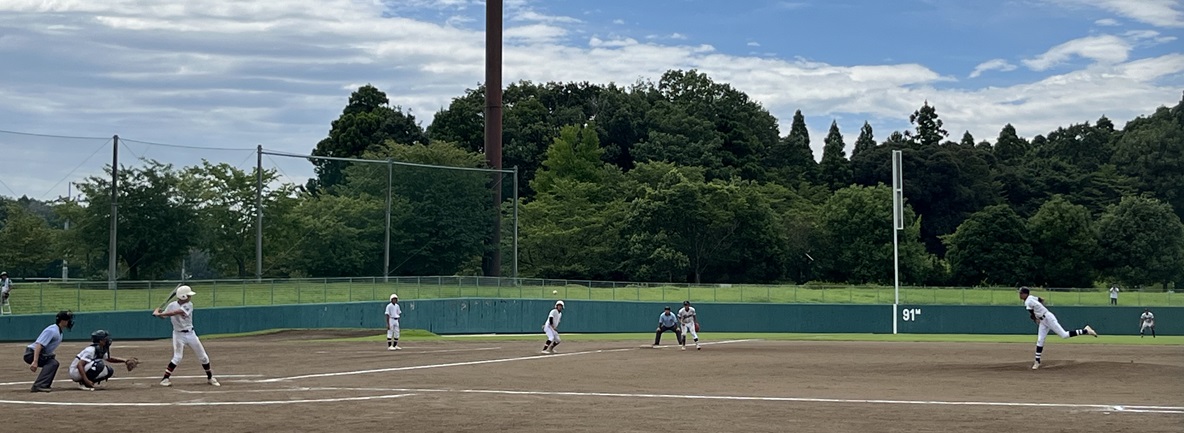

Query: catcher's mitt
(125, 357), (140, 371)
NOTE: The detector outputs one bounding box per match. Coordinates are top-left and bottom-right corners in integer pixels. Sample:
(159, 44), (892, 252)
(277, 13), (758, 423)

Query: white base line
(314, 347), (503, 355)
(257, 386), (1184, 414)
(257, 348), (634, 383)
(0, 374), (262, 387)
(0, 394), (415, 407)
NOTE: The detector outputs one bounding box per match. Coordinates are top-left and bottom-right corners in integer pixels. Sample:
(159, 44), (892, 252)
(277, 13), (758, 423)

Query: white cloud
(969, 59), (1017, 78)
(670, 32), (688, 40)
(1094, 18), (1120, 26)
(0, 0), (1180, 197)
(1047, 0), (1184, 28)
(612, 18), (624, 25)
(512, 10), (581, 24)
(747, 41), (761, 47)
(1022, 34), (1131, 70)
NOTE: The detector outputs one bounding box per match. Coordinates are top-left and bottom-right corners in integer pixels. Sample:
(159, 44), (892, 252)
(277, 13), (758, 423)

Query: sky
(0, 0), (1182, 201)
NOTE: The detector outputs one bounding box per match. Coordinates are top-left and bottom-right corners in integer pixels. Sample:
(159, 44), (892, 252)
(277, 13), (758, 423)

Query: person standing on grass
(654, 306), (682, 348)
(1019, 287), (1097, 370)
(24, 310), (73, 392)
(1, 271), (11, 313)
(1109, 285), (1119, 305)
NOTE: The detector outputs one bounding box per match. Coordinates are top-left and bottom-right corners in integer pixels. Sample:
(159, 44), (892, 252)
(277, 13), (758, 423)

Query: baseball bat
(152, 285), (181, 316)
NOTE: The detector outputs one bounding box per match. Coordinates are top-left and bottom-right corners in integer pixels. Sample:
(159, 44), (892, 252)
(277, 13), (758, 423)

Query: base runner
(153, 285), (219, 386)
(1019, 287), (1097, 369)
(541, 300), (563, 354)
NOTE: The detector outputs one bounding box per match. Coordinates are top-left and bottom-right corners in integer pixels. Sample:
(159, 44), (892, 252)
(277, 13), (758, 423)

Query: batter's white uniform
(165, 301), (210, 365)
(68, 345), (113, 383)
(386, 302), (402, 339)
(543, 308), (562, 343)
(1026, 296), (1070, 346)
(678, 306), (698, 341)
(1140, 311), (1155, 332)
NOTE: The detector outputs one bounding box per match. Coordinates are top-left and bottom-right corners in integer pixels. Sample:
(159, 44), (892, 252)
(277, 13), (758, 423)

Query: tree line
(1, 70), (1182, 289)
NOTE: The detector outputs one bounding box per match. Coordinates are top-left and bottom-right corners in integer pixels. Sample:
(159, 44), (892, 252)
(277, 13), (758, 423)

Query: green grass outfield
(8, 280), (1179, 314)
(202, 328), (1184, 346)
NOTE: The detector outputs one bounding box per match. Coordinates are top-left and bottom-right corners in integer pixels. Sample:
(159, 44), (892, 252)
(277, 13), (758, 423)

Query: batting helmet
(176, 285), (196, 301)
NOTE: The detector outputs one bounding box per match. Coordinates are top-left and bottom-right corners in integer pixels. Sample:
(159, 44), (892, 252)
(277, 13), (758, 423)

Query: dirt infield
(1, 333), (1181, 433)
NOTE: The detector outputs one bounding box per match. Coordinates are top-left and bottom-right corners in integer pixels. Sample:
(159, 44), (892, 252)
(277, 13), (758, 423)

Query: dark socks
(1034, 345), (1044, 363)
(202, 363), (212, 379)
(163, 362), (177, 379)
(543, 341), (552, 350)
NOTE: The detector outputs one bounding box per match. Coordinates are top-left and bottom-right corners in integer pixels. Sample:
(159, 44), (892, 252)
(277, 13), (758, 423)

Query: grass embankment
(8, 281), (1176, 314)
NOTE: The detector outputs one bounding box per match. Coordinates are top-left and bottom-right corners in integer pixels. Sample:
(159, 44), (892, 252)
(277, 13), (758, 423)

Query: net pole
(513, 165), (519, 281)
(109, 135), (119, 290)
(256, 145), (263, 281)
(384, 158), (392, 283)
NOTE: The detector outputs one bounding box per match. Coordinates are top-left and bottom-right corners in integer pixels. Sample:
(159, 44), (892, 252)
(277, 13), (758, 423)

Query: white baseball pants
(1141, 322), (1154, 332)
(1036, 313), (1069, 346)
(387, 318), (400, 339)
(172, 330), (210, 365)
(544, 325), (560, 343)
(681, 323), (698, 342)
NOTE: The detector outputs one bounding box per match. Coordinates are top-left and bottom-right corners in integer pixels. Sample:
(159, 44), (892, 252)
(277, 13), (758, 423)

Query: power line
(0, 128), (110, 140)
(119, 138), (255, 152)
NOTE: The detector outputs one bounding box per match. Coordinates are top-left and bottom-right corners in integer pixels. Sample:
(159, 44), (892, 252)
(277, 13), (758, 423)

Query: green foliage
(1027, 196), (1098, 287)
(0, 203), (56, 277)
(309, 85), (426, 192)
(73, 161), (197, 280)
(993, 124), (1028, 162)
(768, 110), (818, 185)
(818, 121), (852, 191)
(1112, 100), (1184, 221)
(1096, 195), (1184, 290)
(814, 185), (930, 284)
(906, 102), (948, 147)
(945, 204), (1033, 285)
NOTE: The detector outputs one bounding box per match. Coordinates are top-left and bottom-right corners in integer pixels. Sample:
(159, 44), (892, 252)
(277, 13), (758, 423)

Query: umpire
(654, 306), (682, 347)
(24, 310), (73, 392)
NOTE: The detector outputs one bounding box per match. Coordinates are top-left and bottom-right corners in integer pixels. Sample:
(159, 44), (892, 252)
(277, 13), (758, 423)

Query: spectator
(1, 271), (11, 313)
(1109, 285), (1119, 305)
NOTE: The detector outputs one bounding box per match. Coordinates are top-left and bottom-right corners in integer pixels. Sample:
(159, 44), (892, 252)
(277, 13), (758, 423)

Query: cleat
(697, 345), (701, 351)
(541, 350), (550, 354)
(1031, 361), (1041, 370)
(388, 346), (396, 351)
(78, 383), (94, 391)
(31, 386), (52, 393)
(159, 378), (171, 387)
(394, 346), (402, 351)
(681, 346), (686, 351)
(1084, 325), (1098, 337)
(208, 378), (221, 387)
(548, 349), (556, 354)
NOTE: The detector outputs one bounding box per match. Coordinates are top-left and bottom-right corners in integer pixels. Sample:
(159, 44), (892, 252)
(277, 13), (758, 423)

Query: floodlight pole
(483, 0), (504, 277)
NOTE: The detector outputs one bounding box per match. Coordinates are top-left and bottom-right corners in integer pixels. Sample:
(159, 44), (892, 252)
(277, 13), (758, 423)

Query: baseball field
(1, 331), (1181, 432)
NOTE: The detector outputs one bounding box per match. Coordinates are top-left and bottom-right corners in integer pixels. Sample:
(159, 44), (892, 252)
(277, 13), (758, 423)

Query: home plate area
(0, 332), (1180, 432)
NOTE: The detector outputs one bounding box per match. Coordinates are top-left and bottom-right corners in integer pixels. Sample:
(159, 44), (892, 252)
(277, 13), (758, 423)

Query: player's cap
(1018, 287), (1030, 294)
(390, 293), (398, 300)
(176, 285), (196, 299)
(664, 306), (671, 310)
(0, 271), (7, 276)
(683, 300), (690, 305)
(555, 300), (564, 307)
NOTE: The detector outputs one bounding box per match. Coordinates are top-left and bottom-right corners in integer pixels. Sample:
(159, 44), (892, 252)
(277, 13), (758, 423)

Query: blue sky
(0, 0), (1181, 200)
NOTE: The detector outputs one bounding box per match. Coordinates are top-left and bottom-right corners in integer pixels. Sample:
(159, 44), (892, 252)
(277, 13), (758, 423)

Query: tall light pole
(483, 0), (504, 277)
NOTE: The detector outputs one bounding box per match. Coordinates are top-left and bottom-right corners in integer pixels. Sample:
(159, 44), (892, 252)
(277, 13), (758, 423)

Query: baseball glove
(125, 357), (140, 371)
(694, 322), (700, 332)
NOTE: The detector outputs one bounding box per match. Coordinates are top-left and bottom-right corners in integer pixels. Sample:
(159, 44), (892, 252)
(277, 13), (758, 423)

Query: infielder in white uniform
(1140, 309), (1155, 338)
(1019, 287), (1097, 369)
(541, 300), (563, 354)
(386, 294), (402, 351)
(69, 330), (133, 391)
(153, 285), (219, 386)
(678, 300), (700, 351)
(1, 271), (11, 312)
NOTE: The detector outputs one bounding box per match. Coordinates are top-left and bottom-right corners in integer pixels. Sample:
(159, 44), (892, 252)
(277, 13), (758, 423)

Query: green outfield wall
(0, 300), (1176, 342)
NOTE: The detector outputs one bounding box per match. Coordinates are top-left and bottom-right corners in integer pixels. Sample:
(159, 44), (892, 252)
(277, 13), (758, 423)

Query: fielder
(678, 301), (700, 351)
(386, 294), (402, 351)
(541, 300), (563, 354)
(1140, 309), (1155, 338)
(152, 285), (219, 387)
(70, 330), (139, 391)
(1, 271), (11, 313)
(1019, 287), (1097, 369)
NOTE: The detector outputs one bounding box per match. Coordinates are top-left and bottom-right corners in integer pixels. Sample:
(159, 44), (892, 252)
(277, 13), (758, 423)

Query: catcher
(69, 330), (139, 391)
